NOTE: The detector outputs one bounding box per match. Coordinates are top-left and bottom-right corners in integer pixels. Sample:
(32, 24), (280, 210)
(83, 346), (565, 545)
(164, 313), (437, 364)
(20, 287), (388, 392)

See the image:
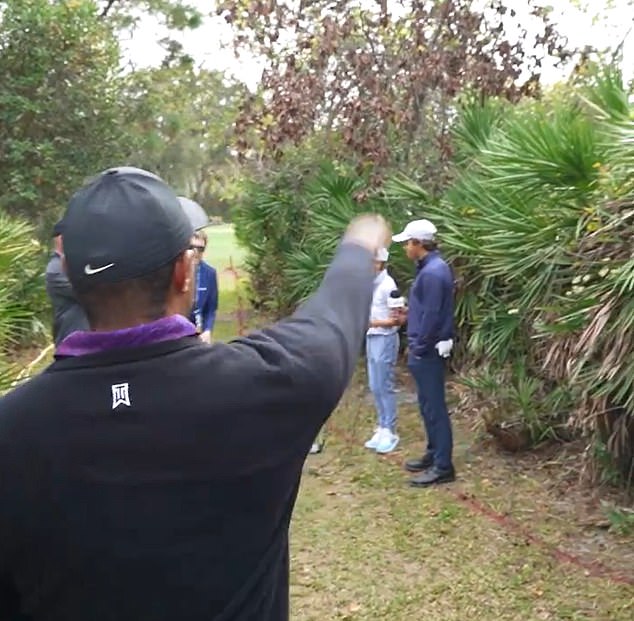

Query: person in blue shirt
(392, 219), (456, 487)
(189, 229), (218, 343)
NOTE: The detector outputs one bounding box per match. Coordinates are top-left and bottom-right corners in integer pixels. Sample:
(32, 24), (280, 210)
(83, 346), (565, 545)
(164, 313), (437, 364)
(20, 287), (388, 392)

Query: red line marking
(326, 424), (634, 586)
(454, 491), (634, 586)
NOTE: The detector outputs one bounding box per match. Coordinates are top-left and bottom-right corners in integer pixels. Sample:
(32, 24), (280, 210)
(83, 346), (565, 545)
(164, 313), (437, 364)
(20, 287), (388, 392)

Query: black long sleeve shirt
(0, 243), (374, 621)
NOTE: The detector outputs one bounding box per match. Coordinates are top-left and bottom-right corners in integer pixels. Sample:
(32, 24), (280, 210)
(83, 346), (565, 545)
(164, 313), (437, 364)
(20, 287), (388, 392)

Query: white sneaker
(376, 429), (399, 454)
(364, 428), (382, 450)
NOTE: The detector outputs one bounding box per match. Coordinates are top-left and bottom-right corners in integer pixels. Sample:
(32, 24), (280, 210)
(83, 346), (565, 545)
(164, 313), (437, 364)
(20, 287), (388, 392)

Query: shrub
(460, 363), (575, 452)
(0, 0), (126, 236)
(0, 212), (47, 392)
(234, 162), (415, 316)
(233, 65), (634, 485)
(385, 67), (634, 483)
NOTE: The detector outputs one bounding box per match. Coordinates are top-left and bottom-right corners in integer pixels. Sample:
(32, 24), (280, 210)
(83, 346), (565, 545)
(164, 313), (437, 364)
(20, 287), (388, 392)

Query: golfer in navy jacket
(393, 219), (456, 487)
(0, 166), (389, 621)
(189, 229), (218, 343)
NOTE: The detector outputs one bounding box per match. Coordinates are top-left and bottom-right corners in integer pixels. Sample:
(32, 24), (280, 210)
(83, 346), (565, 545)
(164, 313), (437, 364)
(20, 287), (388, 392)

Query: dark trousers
(407, 354), (453, 471)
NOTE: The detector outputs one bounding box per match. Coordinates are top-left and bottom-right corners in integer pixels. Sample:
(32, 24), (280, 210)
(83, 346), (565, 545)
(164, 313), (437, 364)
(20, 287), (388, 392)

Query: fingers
(343, 214), (392, 255)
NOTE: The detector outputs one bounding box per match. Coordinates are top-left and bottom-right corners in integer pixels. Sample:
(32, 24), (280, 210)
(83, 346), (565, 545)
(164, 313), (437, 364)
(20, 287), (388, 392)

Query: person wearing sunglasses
(188, 229), (218, 344)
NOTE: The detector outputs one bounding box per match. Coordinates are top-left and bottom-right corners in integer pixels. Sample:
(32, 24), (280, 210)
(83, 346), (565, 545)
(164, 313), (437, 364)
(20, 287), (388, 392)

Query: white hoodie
(367, 270), (398, 336)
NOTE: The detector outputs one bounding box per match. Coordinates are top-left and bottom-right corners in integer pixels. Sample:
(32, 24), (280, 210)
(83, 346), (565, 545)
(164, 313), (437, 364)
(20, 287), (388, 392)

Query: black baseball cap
(178, 196), (209, 231)
(62, 167), (193, 288)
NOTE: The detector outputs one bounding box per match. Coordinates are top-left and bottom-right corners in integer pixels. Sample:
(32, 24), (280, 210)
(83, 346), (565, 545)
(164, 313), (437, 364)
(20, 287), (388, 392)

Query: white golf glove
(435, 339), (454, 358)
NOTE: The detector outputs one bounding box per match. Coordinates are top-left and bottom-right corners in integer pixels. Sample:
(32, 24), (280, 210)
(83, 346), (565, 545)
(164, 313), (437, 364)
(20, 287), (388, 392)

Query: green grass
(203, 223), (246, 288)
(203, 223), (249, 340)
(291, 377), (634, 620)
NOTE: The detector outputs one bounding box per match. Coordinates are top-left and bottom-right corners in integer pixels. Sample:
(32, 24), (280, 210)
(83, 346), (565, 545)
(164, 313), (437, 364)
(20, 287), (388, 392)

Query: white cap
(392, 219), (437, 243)
(375, 247), (389, 262)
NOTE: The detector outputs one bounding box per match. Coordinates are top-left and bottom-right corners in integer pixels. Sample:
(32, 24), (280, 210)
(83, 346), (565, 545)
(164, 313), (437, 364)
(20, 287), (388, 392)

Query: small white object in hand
(435, 339), (454, 358)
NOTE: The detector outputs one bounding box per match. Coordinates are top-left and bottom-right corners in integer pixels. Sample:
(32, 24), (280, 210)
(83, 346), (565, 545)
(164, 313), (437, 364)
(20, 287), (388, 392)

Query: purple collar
(56, 315), (197, 357)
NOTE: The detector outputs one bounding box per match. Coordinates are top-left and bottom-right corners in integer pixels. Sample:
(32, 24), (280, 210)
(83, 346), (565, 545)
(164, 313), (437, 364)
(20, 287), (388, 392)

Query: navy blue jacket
(407, 251), (454, 357)
(189, 261), (218, 333)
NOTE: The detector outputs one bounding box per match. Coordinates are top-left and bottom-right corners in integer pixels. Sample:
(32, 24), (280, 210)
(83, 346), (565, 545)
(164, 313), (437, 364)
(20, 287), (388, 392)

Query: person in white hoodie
(364, 248), (401, 454)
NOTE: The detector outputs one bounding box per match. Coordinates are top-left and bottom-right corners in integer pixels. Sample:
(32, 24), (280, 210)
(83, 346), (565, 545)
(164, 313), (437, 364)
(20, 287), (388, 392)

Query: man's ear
(172, 250), (195, 294)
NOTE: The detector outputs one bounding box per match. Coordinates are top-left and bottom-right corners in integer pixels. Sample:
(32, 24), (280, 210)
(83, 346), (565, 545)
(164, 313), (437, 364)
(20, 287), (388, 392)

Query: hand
(343, 214), (391, 256)
(391, 308), (408, 326)
(370, 318), (398, 329)
(435, 339), (453, 358)
(199, 330), (212, 344)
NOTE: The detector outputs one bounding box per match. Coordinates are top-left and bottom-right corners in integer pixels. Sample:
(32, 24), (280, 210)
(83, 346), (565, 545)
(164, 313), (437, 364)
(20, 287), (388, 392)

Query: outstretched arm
(228, 216), (390, 445)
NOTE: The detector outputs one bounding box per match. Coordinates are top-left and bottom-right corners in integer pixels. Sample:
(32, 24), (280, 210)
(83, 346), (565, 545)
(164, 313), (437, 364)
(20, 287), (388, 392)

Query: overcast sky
(122, 0), (634, 88)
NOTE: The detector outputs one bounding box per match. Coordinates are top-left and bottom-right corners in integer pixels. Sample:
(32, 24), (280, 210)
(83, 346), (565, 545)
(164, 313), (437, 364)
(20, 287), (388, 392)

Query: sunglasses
(190, 245), (206, 254)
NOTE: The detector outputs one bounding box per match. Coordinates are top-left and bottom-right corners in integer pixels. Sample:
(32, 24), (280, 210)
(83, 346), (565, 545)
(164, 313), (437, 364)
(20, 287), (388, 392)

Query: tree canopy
(220, 0), (572, 184)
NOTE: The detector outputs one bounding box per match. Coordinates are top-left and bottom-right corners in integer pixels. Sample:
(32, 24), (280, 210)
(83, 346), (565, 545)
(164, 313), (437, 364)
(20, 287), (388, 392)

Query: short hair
(73, 260), (176, 327)
(410, 238), (438, 252)
(193, 230), (208, 246)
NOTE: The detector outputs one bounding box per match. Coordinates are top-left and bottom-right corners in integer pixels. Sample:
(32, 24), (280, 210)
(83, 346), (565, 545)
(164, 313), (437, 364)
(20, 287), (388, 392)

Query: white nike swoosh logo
(84, 263), (115, 275)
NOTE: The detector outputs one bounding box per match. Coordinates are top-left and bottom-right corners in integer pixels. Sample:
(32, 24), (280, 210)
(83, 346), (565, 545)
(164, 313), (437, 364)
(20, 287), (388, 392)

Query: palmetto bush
(234, 67), (632, 483)
(0, 212), (47, 392)
(385, 68), (634, 483)
(234, 163), (413, 316)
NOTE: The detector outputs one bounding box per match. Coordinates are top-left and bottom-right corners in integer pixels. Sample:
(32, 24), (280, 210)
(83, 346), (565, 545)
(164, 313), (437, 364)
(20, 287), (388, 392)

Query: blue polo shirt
(190, 261), (218, 333)
(407, 251), (454, 357)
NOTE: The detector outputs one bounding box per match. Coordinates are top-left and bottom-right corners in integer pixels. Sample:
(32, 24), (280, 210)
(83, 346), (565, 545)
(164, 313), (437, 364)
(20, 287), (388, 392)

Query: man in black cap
(0, 167), (388, 621)
(44, 219), (89, 344)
